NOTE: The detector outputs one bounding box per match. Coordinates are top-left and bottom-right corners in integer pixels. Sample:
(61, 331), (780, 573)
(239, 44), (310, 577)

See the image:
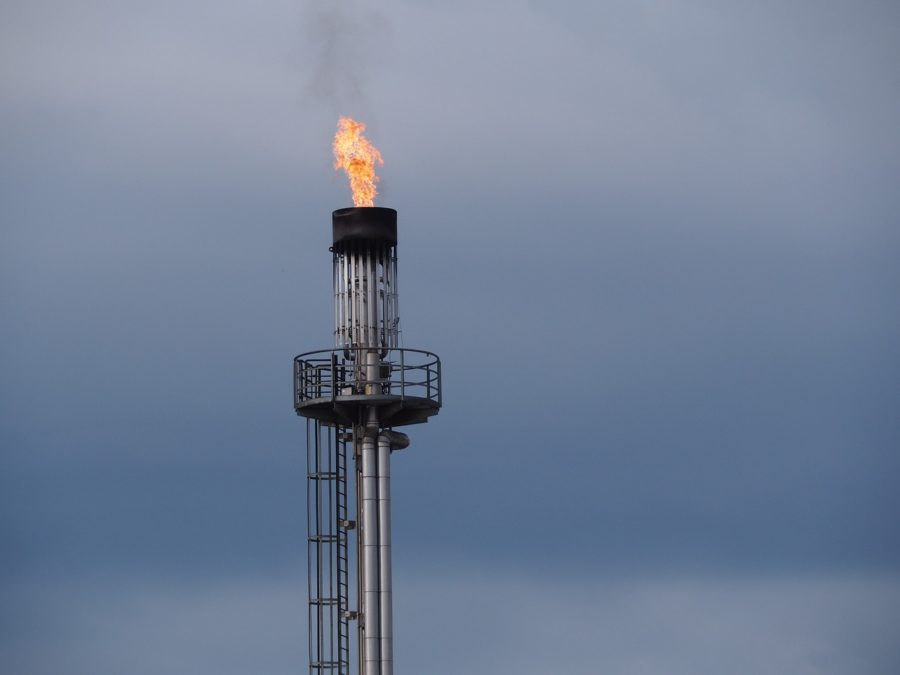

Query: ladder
(307, 420), (352, 674)
(336, 426), (351, 674)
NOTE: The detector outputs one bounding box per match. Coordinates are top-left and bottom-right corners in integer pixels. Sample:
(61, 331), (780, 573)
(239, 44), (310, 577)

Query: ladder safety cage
(307, 420), (353, 675)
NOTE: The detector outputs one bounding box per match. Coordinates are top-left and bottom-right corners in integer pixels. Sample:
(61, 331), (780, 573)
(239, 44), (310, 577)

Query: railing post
(400, 349), (405, 401)
(299, 360), (306, 404)
(331, 352), (337, 403)
(314, 364), (320, 399)
(436, 357), (442, 407)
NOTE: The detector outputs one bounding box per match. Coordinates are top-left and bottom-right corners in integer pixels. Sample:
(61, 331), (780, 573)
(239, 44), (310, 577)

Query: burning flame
(333, 116), (383, 207)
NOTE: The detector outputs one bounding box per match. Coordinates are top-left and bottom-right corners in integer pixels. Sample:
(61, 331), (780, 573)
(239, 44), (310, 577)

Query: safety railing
(294, 348), (442, 409)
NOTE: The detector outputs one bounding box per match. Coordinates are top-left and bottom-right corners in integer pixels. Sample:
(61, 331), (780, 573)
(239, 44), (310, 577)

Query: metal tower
(294, 207), (442, 675)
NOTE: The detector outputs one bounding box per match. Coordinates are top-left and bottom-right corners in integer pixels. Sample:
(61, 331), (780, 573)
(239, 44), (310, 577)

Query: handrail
(294, 347), (442, 409)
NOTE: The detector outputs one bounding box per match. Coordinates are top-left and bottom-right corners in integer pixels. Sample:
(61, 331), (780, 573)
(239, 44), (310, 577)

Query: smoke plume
(303, 0), (388, 115)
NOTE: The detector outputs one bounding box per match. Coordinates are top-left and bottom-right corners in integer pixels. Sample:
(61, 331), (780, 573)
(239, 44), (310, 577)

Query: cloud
(394, 569), (900, 675)
(3, 570), (899, 675)
(1, 575), (305, 675)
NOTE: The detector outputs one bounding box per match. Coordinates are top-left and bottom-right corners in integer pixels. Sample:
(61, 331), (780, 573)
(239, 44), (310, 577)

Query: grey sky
(2, 0), (899, 673)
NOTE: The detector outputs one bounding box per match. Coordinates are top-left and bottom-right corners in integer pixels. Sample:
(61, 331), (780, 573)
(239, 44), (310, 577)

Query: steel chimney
(295, 207), (442, 675)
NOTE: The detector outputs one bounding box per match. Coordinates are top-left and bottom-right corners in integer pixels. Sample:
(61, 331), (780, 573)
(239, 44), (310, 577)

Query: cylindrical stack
(332, 207), (399, 355)
(332, 207), (398, 675)
(298, 206), (441, 675)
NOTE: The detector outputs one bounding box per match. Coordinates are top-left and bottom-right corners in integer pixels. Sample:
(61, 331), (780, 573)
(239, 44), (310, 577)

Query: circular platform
(293, 348), (442, 428)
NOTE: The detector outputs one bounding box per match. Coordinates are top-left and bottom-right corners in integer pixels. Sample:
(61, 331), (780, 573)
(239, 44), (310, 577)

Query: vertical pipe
(391, 251), (399, 347)
(335, 252), (341, 347)
(364, 245), (371, 347)
(367, 245), (377, 348)
(360, 408), (380, 675)
(355, 425), (365, 675)
(380, 249), (388, 351)
(349, 246), (356, 349)
(358, 246), (363, 347)
(347, 250), (353, 348)
(377, 252), (384, 350)
(342, 252), (349, 348)
(339, 252), (346, 348)
(376, 433), (393, 675)
(351, 244), (362, 347)
(357, 247), (361, 347)
(333, 252), (338, 347)
(335, 251), (343, 348)
(359, 246), (364, 349)
(365, 351), (378, 397)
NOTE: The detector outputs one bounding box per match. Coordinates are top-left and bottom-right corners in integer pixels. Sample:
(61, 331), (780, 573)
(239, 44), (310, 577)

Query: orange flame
(332, 116), (383, 207)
